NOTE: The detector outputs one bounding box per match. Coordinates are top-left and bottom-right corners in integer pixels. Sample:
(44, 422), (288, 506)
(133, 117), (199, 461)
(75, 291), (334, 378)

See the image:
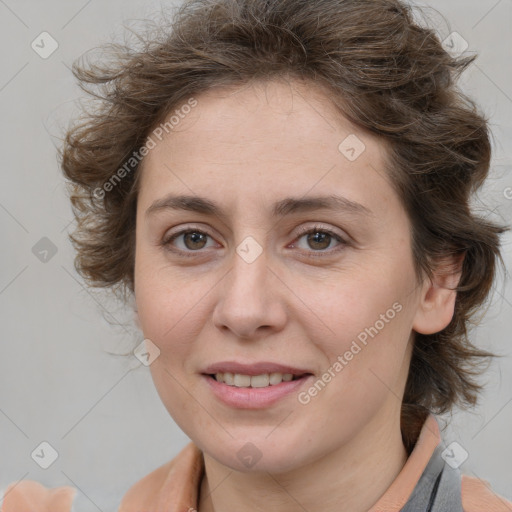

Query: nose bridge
(227, 236), (270, 308)
(213, 234), (285, 338)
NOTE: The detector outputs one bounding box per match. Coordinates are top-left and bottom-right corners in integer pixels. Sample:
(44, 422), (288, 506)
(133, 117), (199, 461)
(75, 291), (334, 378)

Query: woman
(3, 0), (511, 510)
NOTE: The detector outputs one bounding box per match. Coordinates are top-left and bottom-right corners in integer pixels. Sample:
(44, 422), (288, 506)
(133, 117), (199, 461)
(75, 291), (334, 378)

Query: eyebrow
(145, 193), (373, 219)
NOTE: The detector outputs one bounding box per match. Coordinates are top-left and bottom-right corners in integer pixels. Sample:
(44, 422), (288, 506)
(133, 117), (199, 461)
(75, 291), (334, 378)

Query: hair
(60, 0), (508, 452)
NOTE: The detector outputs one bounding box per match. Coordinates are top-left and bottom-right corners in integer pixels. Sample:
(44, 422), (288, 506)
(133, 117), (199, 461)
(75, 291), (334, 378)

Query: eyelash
(161, 224), (348, 259)
(291, 225), (348, 257)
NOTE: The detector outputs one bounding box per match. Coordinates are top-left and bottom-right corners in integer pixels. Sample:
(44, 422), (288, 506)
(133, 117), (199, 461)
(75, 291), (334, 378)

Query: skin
(133, 79), (461, 512)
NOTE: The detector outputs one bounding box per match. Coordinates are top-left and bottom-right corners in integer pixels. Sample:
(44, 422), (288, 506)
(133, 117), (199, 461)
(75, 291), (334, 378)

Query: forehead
(138, 79), (396, 220)
(149, 79), (367, 154)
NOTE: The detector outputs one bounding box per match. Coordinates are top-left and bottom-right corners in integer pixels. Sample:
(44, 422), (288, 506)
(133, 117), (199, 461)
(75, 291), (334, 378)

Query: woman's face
(134, 80), (426, 473)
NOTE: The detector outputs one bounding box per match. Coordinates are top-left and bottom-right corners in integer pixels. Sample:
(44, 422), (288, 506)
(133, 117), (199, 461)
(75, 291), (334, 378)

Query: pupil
(308, 232), (330, 250)
(185, 232), (206, 250)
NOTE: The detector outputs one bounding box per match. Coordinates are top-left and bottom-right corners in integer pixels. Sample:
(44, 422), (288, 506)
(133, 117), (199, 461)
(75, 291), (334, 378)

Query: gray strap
(428, 458), (464, 512)
(400, 444), (463, 512)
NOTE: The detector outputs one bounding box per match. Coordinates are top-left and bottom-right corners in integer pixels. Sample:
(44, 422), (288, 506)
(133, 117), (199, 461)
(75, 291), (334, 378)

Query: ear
(412, 253), (465, 335)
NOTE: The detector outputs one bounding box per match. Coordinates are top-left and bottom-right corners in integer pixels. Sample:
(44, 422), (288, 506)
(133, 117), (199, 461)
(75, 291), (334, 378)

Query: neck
(198, 408), (408, 512)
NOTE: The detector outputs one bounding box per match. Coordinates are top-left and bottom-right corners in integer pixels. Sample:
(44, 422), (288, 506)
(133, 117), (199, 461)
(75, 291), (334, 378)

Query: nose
(212, 245), (287, 340)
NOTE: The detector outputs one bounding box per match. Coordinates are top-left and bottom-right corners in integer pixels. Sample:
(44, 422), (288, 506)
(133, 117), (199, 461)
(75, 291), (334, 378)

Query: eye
(291, 225), (347, 255)
(162, 228), (217, 255)
(161, 224), (348, 258)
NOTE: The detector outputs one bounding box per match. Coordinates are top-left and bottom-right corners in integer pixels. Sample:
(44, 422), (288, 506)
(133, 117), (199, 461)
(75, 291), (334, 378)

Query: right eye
(161, 228), (219, 256)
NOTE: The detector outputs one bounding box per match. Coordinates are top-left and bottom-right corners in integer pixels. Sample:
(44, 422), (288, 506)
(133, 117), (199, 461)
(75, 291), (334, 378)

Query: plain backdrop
(0, 0), (511, 510)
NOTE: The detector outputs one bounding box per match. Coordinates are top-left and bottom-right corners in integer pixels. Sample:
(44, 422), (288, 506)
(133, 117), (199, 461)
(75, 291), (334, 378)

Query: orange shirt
(2, 414), (511, 511)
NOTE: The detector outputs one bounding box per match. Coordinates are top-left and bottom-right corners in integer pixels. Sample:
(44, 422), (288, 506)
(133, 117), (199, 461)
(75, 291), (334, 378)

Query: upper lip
(203, 361), (313, 376)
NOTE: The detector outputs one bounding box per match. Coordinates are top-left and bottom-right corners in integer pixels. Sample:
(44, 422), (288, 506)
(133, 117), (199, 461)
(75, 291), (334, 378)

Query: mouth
(204, 372), (310, 388)
(201, 362), (314, 408)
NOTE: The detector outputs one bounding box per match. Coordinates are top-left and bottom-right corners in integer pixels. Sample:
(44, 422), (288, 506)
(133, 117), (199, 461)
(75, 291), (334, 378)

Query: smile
(211, 372), (303, 388)
(202, 372), (313, 409)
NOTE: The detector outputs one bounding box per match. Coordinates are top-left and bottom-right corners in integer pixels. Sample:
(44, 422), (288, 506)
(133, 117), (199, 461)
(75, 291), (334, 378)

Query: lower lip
(203, 374), (313, 409)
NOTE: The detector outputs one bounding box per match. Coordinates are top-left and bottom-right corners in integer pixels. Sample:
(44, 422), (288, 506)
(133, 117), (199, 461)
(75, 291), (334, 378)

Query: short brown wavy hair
(60, 0), (507, 451)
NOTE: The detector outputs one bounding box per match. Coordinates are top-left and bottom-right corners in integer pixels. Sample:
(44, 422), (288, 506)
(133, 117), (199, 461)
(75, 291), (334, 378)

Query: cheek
(294, 262), (414, 356)
(292, 259), (416, 407)
(135, 284), (198, 370)
(134, 248), (207, 345)
(133, 262), (207, 426)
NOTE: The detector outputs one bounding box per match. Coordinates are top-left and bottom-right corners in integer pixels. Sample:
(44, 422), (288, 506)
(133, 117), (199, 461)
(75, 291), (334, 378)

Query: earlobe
(412, 253), (465, 335)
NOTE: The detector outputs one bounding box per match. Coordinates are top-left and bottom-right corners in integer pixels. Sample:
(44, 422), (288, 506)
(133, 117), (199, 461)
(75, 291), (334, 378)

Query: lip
(201, 361), (314, 409)
(202, 361), (312, 376)
(203, 374), (313, 409)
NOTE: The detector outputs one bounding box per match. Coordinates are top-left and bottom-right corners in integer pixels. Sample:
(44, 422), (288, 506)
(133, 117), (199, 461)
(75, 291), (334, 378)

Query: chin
(199, 433), (312, 474)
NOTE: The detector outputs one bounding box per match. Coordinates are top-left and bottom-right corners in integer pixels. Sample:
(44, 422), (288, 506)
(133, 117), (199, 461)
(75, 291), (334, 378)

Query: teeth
(234, 374), (251, 387)
(213, 372), (297, 387)
(269, 372), (283, 385)
(250, 374), (269, 388)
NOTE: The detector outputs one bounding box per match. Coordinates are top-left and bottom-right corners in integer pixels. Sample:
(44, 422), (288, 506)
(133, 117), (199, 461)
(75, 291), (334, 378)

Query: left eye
(292, 228), (345, 252)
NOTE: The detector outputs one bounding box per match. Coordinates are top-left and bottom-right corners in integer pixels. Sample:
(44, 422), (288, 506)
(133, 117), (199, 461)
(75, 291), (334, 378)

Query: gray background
(0, 0), (510, 510)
